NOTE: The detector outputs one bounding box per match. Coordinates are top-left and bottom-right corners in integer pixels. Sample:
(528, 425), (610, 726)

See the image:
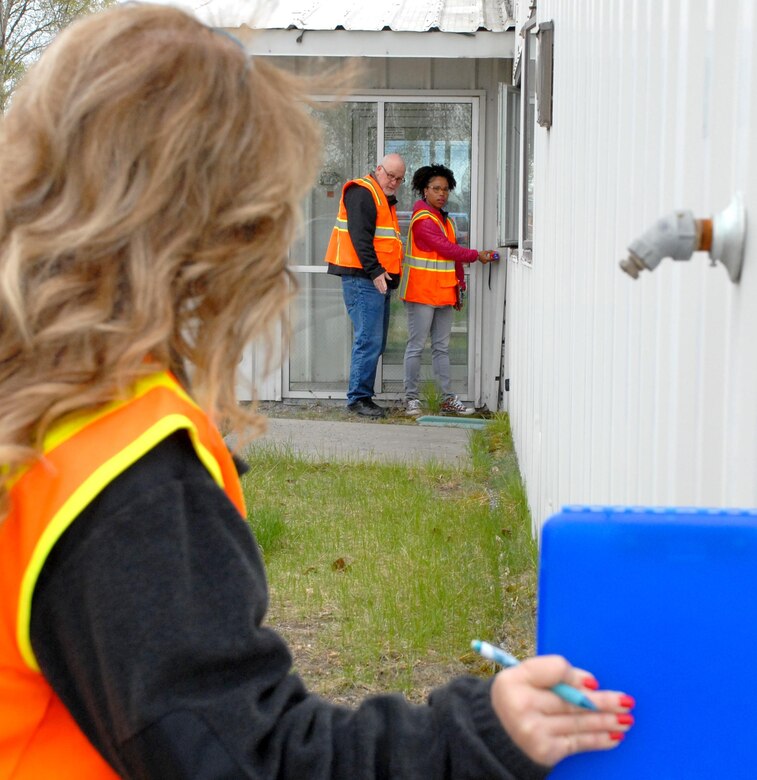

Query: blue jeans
(342, 276), (391, 405)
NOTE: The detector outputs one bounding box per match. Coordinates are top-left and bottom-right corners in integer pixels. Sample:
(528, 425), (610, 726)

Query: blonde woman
(0, 5), (634, 778)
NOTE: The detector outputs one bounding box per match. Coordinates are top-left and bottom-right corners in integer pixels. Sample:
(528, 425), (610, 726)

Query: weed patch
(241, 415), (536, 703)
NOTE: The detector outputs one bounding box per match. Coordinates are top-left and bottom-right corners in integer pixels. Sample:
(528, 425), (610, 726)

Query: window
(501, 16), (538, 263)
(498, 84), (520, 247)
(536, 21), (554, 129)
(522, 21), (537, 254)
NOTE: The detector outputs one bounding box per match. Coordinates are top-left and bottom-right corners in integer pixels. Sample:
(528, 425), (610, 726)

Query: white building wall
(507, 0), (757, 531)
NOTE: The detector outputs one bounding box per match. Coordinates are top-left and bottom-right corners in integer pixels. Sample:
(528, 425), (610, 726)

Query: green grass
(420, 379), (444, 414)
(241, 413), (537, 693)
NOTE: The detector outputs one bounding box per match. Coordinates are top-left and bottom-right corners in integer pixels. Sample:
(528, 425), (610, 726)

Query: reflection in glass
(288, 274), (351, 392)
(384, 102), (473, 248)
(499, 85), (520, 247)
(524, 30), (537, 247)
(292, 102), (378, 267)
(288, 102), (377, 394)
(382, 102), (472, 395)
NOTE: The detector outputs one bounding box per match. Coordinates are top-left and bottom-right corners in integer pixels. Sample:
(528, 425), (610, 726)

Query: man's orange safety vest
(323, 175), (403, 275)
(399, 209), (459, 306)
(0, 370), (246, 778)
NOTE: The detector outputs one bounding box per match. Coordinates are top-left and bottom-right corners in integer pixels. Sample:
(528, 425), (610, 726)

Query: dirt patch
(255, 398), (416, 425)
(270, 614), (489, 706)
(265, 595), (493, 706)
(253, 398), (493, 429)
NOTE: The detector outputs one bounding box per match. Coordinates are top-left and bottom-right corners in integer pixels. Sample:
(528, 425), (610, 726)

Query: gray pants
(403, 301), (454, 400)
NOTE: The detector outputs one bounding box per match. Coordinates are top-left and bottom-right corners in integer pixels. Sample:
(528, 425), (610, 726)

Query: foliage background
(1, 0), (108, 112)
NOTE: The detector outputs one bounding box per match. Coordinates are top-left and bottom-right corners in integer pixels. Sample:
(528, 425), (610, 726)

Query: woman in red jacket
(400, 164), (497, 417)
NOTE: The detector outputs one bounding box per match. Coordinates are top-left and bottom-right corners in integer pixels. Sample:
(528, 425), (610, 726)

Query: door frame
(284, 89), (485, 401)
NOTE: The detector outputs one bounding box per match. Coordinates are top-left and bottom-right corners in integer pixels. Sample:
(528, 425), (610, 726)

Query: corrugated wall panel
(284, 55), (480, 90)
(507, 0), (757, 531)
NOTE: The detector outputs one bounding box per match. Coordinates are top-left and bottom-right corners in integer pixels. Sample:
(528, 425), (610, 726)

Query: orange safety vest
(0, 371), (246, 779)
(399, 209), (459, 306)
(323, 175), (403, 275)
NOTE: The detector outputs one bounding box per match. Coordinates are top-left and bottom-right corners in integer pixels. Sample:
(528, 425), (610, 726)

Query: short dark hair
(411, 164), (457, 196)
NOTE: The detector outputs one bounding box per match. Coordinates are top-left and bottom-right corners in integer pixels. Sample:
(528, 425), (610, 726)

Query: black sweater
(30, 431), (547, 779)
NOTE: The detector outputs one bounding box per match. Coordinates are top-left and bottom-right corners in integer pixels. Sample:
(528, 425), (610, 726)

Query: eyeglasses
(379, 167), (405, 184)
(428, 185), (450, 194)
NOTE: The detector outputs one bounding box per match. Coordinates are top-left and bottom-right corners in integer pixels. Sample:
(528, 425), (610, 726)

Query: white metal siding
(507, 0), (757, 531)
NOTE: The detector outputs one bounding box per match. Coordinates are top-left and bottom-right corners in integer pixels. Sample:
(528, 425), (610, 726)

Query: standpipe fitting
(619, 193), (746, 283)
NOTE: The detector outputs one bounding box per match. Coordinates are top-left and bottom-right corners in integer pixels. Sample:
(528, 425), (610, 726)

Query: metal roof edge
(236, 28), (515, 59)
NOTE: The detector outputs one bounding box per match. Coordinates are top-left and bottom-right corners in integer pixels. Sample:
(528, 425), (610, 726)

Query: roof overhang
(233, 27), (514, 59)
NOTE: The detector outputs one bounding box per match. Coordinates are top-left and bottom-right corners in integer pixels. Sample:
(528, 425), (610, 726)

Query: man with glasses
(324, 153), (406, 417)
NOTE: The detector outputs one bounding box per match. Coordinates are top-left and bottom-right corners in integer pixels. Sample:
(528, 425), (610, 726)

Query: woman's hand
(478, 250), (499, 263)
(490, 655), (635, 768)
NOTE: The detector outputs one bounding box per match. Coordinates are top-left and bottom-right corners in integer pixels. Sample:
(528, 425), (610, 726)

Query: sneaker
(440, 396), (475, 416)
(405, 399), (422, 417)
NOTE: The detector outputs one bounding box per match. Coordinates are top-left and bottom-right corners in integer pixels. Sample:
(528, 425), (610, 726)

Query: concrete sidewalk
(246, 417), (474, 467)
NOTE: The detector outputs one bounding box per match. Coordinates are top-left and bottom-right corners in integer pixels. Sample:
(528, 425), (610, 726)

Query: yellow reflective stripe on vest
(337, 210), (398, 239)
(409, 209), (446, 233)
(409, 210), (457, 242)
(375, 226), (399, 238)
(42, 371), (225, 491)
(358, 176), (381, 199)
(403, 254), (456, 272)
(355, 178), (400, 238)
(42, 372), (188, 455)
(19, 415), (208, 672)
(17, 373), (227, 672)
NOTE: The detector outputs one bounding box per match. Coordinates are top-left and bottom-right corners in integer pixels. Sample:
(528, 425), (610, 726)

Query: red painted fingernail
(582, 676), (599, 690)
(617, 713), (634, 726)
(619, 695), (636, 709)
(609, 732), (625, 741)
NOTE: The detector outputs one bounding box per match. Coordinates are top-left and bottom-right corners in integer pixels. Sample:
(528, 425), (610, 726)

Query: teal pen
(470, 640), (598, 711)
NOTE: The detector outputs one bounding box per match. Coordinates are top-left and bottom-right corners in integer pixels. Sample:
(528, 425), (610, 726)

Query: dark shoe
(348, 398), (386, 418)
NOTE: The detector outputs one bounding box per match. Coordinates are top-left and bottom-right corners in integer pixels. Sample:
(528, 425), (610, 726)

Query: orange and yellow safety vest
(0, 370), (245, 778)
(323, 175), (403, 275)
(400, 209), (458, 306)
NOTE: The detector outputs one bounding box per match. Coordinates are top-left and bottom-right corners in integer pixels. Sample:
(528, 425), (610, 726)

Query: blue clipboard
(537, 506), (757, 779)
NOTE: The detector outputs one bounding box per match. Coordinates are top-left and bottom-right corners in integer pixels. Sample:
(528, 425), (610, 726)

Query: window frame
(521, 16), (538, 258)
(497, 83), (521, 248)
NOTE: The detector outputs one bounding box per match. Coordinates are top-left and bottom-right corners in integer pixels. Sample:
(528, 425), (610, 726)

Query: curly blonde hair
(0, 3), (322, 512)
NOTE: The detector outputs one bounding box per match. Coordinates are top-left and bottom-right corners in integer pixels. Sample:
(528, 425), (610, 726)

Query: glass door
(286, 96), (478, 401)
(287, 101), (377, 394)
(380, 100), (474, 395)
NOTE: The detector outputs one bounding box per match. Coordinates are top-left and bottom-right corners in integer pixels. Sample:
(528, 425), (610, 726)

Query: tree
(1, 0), (104, 112)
